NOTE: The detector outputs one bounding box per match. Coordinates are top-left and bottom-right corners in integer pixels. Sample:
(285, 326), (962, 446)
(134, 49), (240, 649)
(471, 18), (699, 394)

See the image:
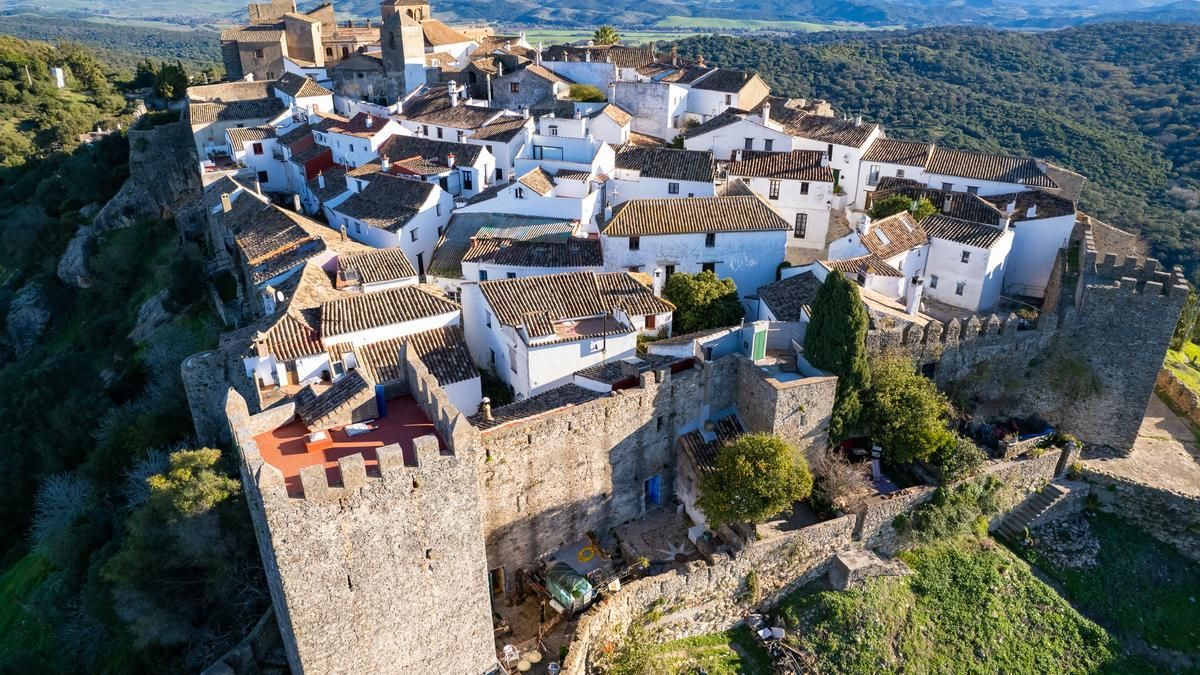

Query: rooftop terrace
(252, 395), (444, 496)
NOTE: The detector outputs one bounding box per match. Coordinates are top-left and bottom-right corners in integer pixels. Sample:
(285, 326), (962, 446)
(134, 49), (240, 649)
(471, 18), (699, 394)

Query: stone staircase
(995, 482), (1070, 540)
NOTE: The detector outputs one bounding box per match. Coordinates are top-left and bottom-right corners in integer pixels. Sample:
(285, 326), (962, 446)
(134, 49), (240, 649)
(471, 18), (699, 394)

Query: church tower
(379, 1), (426, 103)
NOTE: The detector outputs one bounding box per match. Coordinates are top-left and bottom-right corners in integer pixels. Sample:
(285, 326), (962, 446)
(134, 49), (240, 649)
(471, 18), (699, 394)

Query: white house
(683, 70), (770, 122)
(921, 214), (1014, 312)
(585, 104), (633, 145)
(513, 113), (617, 180)
(456, 166), (604, 226)
(325, 172), (453, 274)
(600, 194), (790, 313)
(465, 116), (533, 183)
(784, 112), (881, 206)
(461, 236), (604, 283)
(272, 72), (335, 118)
(313, 111), (407, 167)
(725, 149), (835, 252)
(856, 137), (934, 208)
(755, 270), (824, 324)
(682, 107), (794, 161)
(370, 134), (495, 198)
(609, 145), (717, 205)
(982, 191), (1077, 298)
(335, 247), (419, 292)
(461, 270), (673, 398)
(227, 126), (285, 191)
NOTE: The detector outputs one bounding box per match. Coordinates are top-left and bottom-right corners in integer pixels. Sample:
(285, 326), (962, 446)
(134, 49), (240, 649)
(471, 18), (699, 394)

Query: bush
(808, 446), (869, 514)
(904, 478), (1006, 542)
(933, 436), (986, 482)
(662, 270), (743, 335)
(568, 84), (606, 102)
(697, 433), (813, 528)
(864, 353), (956, 465)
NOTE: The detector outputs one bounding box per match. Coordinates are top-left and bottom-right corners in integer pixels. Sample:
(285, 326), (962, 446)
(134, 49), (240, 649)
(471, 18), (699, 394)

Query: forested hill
(676, 24), (1200, 282)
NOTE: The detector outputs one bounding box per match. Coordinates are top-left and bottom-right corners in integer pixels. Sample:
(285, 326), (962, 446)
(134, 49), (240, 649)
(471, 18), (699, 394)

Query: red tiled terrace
(252, 395), (445, 496)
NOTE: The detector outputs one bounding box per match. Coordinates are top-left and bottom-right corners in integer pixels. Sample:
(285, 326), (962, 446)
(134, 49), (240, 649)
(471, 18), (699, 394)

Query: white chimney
(943, 194), (952, 213)
(522, 107), (529, 119)
(292, 193), (302, 212)
(446, 152), (456, 168)
(381, 155), (391, 172)
(762, 101), (771, 123)
(854, 115), (863, 127)
(317, 172), (326, 189)
(585, 49), (591, 63)
(535, 42), (543, 67)
(905, 276), (924, 316)
(1005, 199), (1017, 214)
(733, 148), (742, 162)
(449, 84), (459, 108)
(820, 155), (829, 168)
(857, 213), (872, 234)
(1026, 203), (1037, 218)
(608, 82), (616, 102)
(220, 192), (232, 212)
(366, 115), (373, 128)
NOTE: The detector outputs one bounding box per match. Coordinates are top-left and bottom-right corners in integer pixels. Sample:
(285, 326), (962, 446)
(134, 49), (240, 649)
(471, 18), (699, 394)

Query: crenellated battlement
(1082, 222), (1189, 298)
(870, 310), (1044, 355)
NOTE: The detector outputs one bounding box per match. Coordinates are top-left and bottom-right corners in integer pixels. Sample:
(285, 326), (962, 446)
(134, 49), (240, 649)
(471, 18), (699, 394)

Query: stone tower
(379, 2), (425, 103)
(225, 386), (497, 675)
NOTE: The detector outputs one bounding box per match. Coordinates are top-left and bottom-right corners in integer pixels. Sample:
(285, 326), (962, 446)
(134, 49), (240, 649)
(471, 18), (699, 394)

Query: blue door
(645, 475), (662, 506)
(375, 385), (387, 419)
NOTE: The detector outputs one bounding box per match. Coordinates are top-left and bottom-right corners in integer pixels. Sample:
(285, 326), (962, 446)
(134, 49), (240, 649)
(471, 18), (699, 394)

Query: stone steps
(996, 483), (1068, 540)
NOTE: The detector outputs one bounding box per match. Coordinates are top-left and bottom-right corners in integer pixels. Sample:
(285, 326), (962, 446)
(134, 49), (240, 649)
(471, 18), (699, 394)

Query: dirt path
(1082, 395), (1200, 497)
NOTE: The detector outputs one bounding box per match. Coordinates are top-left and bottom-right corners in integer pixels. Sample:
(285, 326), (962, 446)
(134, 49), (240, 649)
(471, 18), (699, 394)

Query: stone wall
(1157, 368), (1200, 426)
(854, 485), (936, 551)
(1080, 466), (1200, 562)
(734, 356), (837, 452)
(562, 514), (857, 674)
(225, 390), (497, 675)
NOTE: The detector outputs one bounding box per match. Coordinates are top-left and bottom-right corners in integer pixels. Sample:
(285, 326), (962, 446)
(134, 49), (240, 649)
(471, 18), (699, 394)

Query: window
(548, 125), (558, 136)
(967, 185), (979, 195)
(506, 272), (516, 279)
(646, 314), (656, 329)
(489, 348), (496, 366)
(436, 127), (443, 139)
(257, 170), (269, 184)
(437, 225), (444, 237)
(510, 82), (520, 93)
(462, 171), (473, 191)
(955, 281), (966, 296)
(410, 228), (419, 242)
(252, 142), (264, 155)
(422, 125), (429, 136)
(388, 31), (396, 50)
(744, 138), (753, 150)
(628, 265), (641, 273)
(867, 164), (880, 185)
(942, 182), (953, 191)
(793, 213), (808, 239)
(508, 346), (518, 373)
(485, 311), (492, 327)
(800, 181), (809, 195)
(253, 48), (264, 59)
(495, 168), (504, 181)
(768, 179), (781, 200)
(929, 275), (938, 289)
(764, 139), (774, 152)
(668, 182), (679, 195)
(961, 250), (971, 264)
(725, 94), (732, 105)
(514, 187), (525, 199)
(325, 47), (333, 57)
(629, 236), (640, 251)
(664, 264), (676, 279)
(702, 262), (715, 273)
(480, 270), (488, 281)
(439, 177), (449, 192)
(705, 232), (716, 247)
(896, 169), (906, 178)
(457, 130), (465, 142)
(265, 71), (275, 80)
(826, 143), (833, 159)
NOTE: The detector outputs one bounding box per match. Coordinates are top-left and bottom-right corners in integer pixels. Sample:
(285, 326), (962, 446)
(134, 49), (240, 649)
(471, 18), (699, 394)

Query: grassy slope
(0, 554), (53, 661)
(777, 536), (1135, 673)
(643, 626), (773, 674)
(1016, 512), (1200, 653)
(1166, 342), (1200, 398)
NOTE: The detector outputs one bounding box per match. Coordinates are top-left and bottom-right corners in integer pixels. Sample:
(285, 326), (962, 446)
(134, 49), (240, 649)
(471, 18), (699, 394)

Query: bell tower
(379, 2), (425, 103)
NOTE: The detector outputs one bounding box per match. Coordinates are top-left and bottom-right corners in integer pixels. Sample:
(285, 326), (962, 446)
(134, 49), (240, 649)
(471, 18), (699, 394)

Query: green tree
(933, 435), (986, 482)
(568, 83), (606, 102)
(864, 353), (956, 465)
(869, 194), (936, 221)
(1170, 290), (1198, 351)
(803, 270), (870, 438)
(662, 270), (744, 334)
(593, 25), (620, 46)
(155, 60), (188, 101)
(697, 433), (813, 529)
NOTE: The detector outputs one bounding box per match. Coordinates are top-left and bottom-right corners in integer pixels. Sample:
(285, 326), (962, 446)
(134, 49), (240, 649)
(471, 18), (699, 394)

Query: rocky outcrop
(58, 224), (95, 287)
(6, 282), (51, 356)
(128, 289), (173, 344)
(92, 120), (201, 231)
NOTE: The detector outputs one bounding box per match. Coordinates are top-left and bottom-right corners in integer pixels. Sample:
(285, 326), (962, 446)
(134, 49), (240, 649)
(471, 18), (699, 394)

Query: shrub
(568, 84), (606, 102)
(662, 270), (743, 334)
(804, 270), (870, 438)
(904, 478), (1005, 542)
(697, 434), (813, 529)
(864, 352), (955, 465)
(933, 436), (986, 482)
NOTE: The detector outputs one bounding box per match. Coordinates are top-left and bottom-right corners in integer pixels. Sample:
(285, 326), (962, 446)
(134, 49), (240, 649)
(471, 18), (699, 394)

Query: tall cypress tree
(803, 270), (871, 439)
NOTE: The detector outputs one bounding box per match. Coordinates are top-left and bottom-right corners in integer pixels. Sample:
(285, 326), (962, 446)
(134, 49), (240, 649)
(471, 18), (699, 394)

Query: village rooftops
(727, 149), (833, 182)
(226, 125), (276, 152)
(470, 383), (603, 430)
(224, 194), (328, 284)
(333, 173), (436, 232)
(308, 165), (349, 203)
(478, 271), (667, 341)
(315, 111), (392, 137)
(295, 369), (374, 431)
(421, 18), (472, 47)
(980, 190), (1076, 221)
(402, 86), (504, 129)
(187, 79), (276, 102)
(574, 352), (682, 386)
(590, 104), (633, 127)
(524, 64), (574, 85)
(219, 25), (286, 42)
(871, 177), (1007, 226)
(188, 98), (285, 125)
(517, 167), (556, 196)
(678, 414), (745, 474)
(376, 134), (483, 171)
(821, 255), (903, 279)
(690, 69), (763, 93)
(274, 72), (333, 99)
(336, 247), (417, 286)
(355, 325), (477, 387)
(469, 116), (531, 142)
(428, 213), (578, 279)
(320, 284), (459, 337)
(543, 44), (656, 69)
(463, 237), (603, 269)
(602, 195), (789, 237)
(614, 145), (716, 183)
(757, 271), (824, 322)
(926, 146), (1057, 188)
(257, 310), (323, 362)
(921, 214), (1009, 249)
(861, 211), (927, 260)
(787, 113), (878, 148)
(862, 137), (934, 166)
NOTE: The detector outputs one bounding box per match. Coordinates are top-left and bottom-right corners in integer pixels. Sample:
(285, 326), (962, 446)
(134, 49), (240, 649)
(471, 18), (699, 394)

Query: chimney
(292, 193), (302, 212)
(857, 213), (872, 234)
(942, 194), (952, 213)
(905, 275), (925, 316)
(253, 177), (262, 195)
(535, 42), (543, 67)
(819, 155), (829, 168)
(381, 155), (391, 172)
(608, 82), (616, 102)
(1026, 203), (1037, 218)
(220, 192), (232, 212)
(481, 397), (493, 421)
(733, 148), (742, 162)
(449, 84), (459, 107)
(446, 152), (456, 168)
(696, 53), (705, 67)
(618, 356), (644, 379)
(317, 172), (326, 189)
(252, 331), (270, 357)
(671, 45), (679, 66)
(585, 49), (591, 63)
(366, 114), (373, 128)
(522, 107), (530, 119)
(1005, 199), (1017, 214)
(761, 100), (771, 123)
(854, 115), (863, 127)
(339, 223), (347, 241)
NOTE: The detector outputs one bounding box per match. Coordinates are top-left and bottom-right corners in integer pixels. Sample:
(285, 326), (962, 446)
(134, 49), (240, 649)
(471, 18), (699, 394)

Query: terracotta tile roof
(228, 200), (327, 283)
(787, 114), (877, 148)
(260, 312), (323, 362)
(862, 138), (933, 166)
(278, 123), (313, 145)
(220, 26), (285, 42)
(591, 104), (632, 127)
(544, 44), (655, 69)
(757, 271), (823, 321)
(274, 72), (332, 99)
(333, 174), (436, 232)
(463, 236), (603, 269)
(518, 167), (556, 196)
(315, 111), (391, 137)
(378, 134), (484, 169)
(979, 190), (1076, 222)
(922, 214), (1008, 249)
(574, 352), (682, 385)
(872, 177), (1005, 226)
(682, 109), (743, 139)
(524, 64), (573, 85)
(337, 248), (417, 285)
(320, 285), (460, 337)
(226, 125), (276, 152)
(727, 149), (833, 182)
(479, 272), (610, 337)
(425, 51), (458, 68)
(603, 195), (789, 237)
(597, 271), (674, 316)
(678, 414), (744, 474)
(177, 176), (250, 219)
(189, 98), (284, 125)
(355, 325), (476, 386)
(428, 213), (577, 278)
(926, 147), (1057, 188)
(691, 69), (760, 93)
(422, 19), (472, 47)
(615, 145), (715, 182)
(470, 383), (602, 430)
(188, 80), (276, 102)
(651, 325), (735, 347)
(308, 165), (349, 204)
(470, 116), (530, 142)
(554, 168), (592, 182)
(861, 211), (927, 260)
(295, 370), (374, 431)
(403, 87), (501, 129)
(821, 255), (903, 278)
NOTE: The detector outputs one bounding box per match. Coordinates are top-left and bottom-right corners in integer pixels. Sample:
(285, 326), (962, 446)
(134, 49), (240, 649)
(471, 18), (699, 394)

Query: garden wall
(1156, 368), (1200, 426)
(1080, 467), (1200, 562)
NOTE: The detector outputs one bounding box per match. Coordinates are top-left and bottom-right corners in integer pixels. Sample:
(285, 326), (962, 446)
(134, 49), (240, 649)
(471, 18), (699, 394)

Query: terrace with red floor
(252, 395), (445, 496)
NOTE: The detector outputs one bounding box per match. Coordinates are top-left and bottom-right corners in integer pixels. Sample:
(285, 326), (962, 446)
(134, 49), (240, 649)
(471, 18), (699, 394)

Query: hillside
(675, 24), (1200, 282)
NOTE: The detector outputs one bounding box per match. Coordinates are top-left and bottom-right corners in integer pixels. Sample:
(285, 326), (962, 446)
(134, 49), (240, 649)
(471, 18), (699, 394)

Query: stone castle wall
(735, 357), (838, 451)
(1081, 466), (1200, 562)
(1157, 368), (1200, 426)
